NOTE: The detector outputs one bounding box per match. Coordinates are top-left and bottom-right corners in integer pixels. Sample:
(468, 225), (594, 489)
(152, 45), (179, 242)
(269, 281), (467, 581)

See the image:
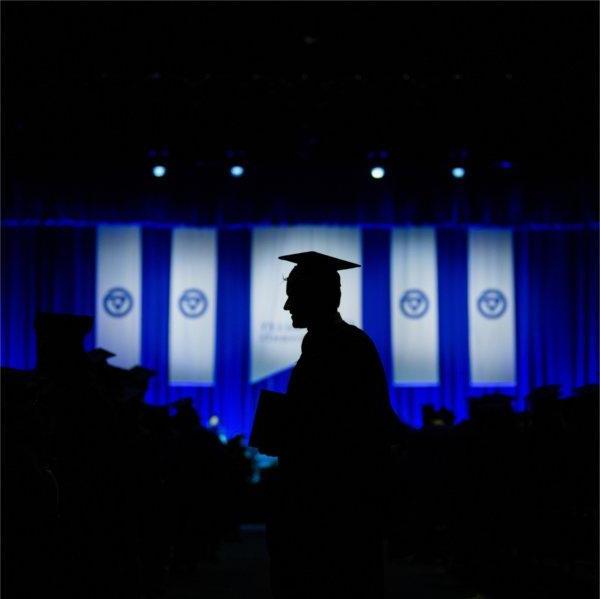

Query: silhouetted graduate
(266, 251), (392, 599)
(33, 313), (123, 598)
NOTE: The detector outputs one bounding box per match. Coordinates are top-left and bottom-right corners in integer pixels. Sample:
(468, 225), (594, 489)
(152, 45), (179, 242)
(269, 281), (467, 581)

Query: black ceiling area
(2, 2), (598, 224)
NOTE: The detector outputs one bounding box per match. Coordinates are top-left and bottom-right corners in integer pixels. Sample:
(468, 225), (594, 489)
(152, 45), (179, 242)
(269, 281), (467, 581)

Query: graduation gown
(267, 314), (392, 599)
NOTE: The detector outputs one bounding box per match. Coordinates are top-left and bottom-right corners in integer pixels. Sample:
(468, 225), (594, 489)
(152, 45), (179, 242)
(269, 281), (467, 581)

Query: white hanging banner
(390, 228), (440, 385)
(169, 228), (217, 385)
(96, 226), (142, 369)
(468, 229), (516, 385)
(250, 226), (362, 383)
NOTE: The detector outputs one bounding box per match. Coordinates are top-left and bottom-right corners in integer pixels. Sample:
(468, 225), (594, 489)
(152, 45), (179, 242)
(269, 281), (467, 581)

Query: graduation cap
(35, 312), (94, 370)
(279, 251), (360, 271)
(87, 348), (116, 365)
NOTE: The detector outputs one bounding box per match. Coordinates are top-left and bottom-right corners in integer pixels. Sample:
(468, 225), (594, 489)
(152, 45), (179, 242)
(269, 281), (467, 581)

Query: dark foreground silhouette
(1, 307), (597, 598)
(2, 313), (250, 599)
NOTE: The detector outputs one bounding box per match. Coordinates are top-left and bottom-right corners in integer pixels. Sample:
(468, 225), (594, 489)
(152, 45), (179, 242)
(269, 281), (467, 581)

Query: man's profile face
(283, 277), (312, 329)
(283, 266), (340, 328)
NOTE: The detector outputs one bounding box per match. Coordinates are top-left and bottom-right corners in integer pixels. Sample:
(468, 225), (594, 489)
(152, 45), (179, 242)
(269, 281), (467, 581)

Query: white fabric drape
(250, 226), (362, 383)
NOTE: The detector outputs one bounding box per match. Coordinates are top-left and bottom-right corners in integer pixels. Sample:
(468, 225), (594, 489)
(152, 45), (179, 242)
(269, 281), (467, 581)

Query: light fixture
(152, 165), (166, 178)
(370, 166), (385, 179)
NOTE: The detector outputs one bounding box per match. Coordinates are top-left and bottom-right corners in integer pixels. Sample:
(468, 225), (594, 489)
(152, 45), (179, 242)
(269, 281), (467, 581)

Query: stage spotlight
(208, 415), (220, 427)
(152, 165), (166, 178)
(451, 167), (465, 179)
(499, 160), (513, 170)
(230, 165), (245, 178)
(371, 166), (385, 179)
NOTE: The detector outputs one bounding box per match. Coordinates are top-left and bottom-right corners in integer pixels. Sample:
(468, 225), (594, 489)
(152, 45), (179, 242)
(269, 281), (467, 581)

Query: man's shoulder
(337, 321), (377, 352)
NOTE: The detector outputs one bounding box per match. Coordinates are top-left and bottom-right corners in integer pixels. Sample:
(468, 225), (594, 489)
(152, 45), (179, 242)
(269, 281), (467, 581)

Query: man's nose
(283, 297), (290, 311)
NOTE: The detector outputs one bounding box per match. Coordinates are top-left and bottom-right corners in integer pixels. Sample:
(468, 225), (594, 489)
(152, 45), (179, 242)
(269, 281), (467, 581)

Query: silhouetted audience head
(423, 405), (456, 428)
(438, 408), (455, 426)
(125, 365), (156, 400)
(87, 348), (116, 365)
(468, 393), (515, 430)
(422, 405), (437, 427)
(526, 384), (562, 413)
(35, 312), (93, 373)
(566, 383), (599, 432)
(172, 398), (201, 432)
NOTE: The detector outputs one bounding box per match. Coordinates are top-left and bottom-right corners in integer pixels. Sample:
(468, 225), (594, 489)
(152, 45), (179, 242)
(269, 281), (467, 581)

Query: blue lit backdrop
(1, 224), (598, 434)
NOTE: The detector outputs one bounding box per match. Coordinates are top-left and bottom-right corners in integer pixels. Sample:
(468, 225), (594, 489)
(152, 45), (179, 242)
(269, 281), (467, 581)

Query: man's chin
(291, 316), (308, 329)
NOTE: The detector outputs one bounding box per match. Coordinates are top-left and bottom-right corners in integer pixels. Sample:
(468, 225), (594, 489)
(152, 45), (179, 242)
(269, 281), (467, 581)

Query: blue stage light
(451, 167), (465, 179)
(371, 166), (385, 179)
(230, 165), (245, 178)
(499, 160), (513, 170)
(152, 165), (166, 178)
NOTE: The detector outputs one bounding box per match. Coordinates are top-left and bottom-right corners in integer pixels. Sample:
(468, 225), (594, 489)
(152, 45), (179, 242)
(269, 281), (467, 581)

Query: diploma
(249, 390), (287, 456)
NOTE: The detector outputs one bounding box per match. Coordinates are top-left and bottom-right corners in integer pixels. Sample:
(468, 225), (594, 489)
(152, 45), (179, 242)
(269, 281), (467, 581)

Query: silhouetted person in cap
(33, 313), (121, 598)
(266, 251), (392, 599)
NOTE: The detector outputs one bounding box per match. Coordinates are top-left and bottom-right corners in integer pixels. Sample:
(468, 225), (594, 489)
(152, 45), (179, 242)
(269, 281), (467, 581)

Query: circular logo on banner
(477, 289), (507, 319)
(400, 289), (429, 319)
(103, 287), (133, 317)
(179, 288), (208, 318)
